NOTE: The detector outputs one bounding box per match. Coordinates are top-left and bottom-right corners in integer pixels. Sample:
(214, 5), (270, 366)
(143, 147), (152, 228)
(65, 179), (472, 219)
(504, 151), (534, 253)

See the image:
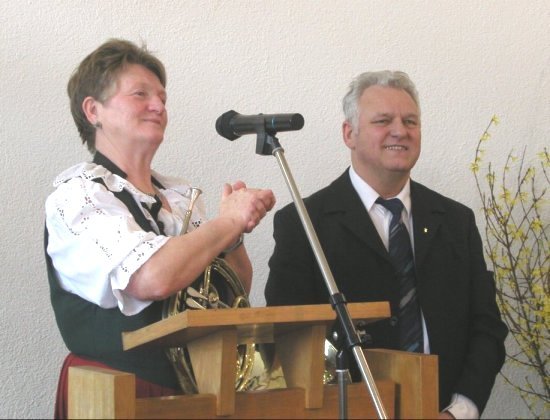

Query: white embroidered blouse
(45, 162), (206, 316)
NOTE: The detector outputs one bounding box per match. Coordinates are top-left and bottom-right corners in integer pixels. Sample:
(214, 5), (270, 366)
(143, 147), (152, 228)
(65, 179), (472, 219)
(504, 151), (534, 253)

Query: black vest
(45, 153), (178, 388)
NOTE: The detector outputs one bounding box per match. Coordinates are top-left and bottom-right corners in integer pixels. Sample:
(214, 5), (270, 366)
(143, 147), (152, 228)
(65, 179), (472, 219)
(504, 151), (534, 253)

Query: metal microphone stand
(333, 330), (351, 420)
(255, 132), (388, 419)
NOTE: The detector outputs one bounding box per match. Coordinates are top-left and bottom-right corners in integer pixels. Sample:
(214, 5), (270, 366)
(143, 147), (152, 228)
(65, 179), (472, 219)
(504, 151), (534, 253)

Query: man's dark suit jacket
(265, 168), (507, 413)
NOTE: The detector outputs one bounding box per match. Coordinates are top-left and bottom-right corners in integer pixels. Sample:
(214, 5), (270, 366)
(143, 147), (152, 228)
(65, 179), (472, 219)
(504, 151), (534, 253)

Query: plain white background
(1, 1), (548, 418)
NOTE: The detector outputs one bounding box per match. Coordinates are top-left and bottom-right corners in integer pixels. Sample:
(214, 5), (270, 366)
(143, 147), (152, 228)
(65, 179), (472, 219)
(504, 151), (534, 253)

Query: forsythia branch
(471, 116), (549, 418)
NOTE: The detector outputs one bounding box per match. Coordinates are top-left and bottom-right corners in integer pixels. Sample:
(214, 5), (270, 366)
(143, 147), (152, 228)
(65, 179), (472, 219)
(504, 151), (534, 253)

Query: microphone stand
(255, 132), (388, 419)
(337, 348), (350, 419)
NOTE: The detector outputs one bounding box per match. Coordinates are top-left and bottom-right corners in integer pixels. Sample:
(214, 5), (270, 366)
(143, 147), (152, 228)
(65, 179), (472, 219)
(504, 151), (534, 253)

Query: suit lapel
(321, 174), (447, 269)
(322, 170), (389, 261)
(410, 181), (445, 269)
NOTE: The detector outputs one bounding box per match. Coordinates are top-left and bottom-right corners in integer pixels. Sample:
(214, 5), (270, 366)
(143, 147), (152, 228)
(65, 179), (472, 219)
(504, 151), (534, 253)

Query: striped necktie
(376, 197), (423, 353)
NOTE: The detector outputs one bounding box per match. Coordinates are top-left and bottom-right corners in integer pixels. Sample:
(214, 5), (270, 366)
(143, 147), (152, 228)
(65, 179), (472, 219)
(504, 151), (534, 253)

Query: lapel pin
(423, 227), (428, 234)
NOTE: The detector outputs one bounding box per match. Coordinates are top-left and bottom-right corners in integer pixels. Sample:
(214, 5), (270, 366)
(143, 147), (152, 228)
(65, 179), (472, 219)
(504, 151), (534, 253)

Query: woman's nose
(149, 96), (166, 114)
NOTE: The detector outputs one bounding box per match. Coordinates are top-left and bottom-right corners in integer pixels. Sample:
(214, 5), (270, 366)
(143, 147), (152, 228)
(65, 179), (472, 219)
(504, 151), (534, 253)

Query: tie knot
(376, 197), (404, 217)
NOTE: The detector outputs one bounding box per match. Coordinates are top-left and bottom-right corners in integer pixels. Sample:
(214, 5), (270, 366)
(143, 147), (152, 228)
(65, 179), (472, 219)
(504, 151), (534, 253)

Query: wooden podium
(68, 302), (438, 419)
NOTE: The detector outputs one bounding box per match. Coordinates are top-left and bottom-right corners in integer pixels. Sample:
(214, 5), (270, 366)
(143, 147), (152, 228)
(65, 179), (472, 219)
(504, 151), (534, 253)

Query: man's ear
(82, 96), (100, 126)
(342, 120), (355, 150)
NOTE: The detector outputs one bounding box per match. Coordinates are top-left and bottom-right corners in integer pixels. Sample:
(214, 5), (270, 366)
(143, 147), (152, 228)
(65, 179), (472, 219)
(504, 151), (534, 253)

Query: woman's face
(94, 63), (168, 151)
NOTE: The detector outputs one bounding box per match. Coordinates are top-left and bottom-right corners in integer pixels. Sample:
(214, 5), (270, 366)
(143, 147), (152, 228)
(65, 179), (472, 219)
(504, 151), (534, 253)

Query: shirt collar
(348, 165), (412, 216)
(93, 151), (127, 179)
(92, 151), (165, 190)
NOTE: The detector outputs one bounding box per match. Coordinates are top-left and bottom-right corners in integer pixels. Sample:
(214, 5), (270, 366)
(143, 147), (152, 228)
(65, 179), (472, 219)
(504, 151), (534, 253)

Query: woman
(45, 38), (275, 419)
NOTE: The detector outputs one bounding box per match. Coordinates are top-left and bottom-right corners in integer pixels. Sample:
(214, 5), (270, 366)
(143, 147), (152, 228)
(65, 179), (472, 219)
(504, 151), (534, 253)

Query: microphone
(216, 110), (304, 140)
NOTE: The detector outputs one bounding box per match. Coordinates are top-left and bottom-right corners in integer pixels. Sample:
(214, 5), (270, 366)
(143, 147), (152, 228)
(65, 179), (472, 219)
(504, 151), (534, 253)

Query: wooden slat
(122, 302), (390, 351)
(68, 366), (135, 419)
(103, 379), (395, 419)
(275, 324), (326, 409)
(67, 347), (441, 419)
(187, 329), (237, 415)
(364, 349), (439, 419)
(153, 382), (395, 419)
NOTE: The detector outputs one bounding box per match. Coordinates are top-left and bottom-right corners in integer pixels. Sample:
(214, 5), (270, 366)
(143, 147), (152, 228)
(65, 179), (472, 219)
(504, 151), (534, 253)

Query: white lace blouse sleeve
(45, 174), (169, 316)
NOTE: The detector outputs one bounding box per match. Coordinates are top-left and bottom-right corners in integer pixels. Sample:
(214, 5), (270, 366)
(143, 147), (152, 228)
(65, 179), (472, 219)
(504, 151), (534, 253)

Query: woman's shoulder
(52, 162), (125, 189)
(46, 162), (128, 213)
(51, 162), (90, 184)
(45, 162), (137, 221)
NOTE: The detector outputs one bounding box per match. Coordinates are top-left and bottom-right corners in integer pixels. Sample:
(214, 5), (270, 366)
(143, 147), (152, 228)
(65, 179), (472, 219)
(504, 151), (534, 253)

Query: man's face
(343, 85), (421, 187)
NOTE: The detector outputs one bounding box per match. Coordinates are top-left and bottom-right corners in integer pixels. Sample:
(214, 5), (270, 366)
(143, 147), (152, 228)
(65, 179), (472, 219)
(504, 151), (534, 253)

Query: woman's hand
(127, 181), (274, 301)
(219, 181), (276, 234)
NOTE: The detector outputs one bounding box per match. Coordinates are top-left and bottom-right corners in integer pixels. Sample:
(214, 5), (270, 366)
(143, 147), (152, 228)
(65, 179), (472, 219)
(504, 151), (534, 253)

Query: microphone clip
(255, 129), (283, 156)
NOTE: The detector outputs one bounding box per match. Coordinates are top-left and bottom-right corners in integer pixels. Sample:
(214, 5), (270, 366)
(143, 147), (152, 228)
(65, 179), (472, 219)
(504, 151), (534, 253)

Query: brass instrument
(162, 187), (256, 394)
(162, 188), (345, 394)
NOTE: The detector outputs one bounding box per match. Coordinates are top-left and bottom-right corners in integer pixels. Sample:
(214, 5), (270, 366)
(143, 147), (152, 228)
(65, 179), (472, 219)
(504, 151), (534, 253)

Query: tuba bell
(162, 187), (256, 394)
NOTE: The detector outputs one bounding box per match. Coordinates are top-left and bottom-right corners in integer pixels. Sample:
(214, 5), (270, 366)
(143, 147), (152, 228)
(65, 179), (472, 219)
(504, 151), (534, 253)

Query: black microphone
(216, 110), (304, 140)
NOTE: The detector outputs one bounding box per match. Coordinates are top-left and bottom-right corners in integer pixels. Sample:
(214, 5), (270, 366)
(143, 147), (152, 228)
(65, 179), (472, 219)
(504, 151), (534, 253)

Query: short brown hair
(67, 38), (166, 152)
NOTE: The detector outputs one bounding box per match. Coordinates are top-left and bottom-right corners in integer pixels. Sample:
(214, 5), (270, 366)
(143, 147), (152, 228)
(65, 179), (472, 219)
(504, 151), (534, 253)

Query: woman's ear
(82, 96), (100, 126)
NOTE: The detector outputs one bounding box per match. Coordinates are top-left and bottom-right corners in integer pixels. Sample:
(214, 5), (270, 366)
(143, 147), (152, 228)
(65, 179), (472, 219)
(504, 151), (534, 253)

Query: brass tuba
(162, 187), (256, 394)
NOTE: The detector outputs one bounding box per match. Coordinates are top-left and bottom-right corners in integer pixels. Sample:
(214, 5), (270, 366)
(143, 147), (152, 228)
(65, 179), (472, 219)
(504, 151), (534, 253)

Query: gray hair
(342, 70), (420, 131)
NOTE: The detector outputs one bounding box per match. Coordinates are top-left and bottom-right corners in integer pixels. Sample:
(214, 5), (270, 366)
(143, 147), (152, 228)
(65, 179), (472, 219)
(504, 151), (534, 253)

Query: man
(264, 71), (507, 418)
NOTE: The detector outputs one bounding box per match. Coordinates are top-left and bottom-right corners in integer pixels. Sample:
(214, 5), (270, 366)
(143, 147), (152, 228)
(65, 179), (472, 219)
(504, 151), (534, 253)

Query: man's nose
(389, 120), (407, 137)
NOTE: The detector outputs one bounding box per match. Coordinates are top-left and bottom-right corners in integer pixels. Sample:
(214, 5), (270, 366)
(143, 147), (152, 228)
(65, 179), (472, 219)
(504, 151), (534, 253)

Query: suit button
(389, 316), (398, 327)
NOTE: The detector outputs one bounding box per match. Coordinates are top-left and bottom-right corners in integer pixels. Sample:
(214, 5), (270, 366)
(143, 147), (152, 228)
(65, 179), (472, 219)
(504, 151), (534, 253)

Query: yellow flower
(530, 219), (543, 232)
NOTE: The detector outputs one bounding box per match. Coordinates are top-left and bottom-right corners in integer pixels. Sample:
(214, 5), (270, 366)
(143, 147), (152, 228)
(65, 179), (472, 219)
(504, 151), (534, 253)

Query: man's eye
(404, 119), (418, 127)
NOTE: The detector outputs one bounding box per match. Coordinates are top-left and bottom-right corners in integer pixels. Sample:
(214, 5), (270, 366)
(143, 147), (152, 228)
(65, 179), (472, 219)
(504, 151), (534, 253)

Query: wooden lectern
(68, 302), (438, 419)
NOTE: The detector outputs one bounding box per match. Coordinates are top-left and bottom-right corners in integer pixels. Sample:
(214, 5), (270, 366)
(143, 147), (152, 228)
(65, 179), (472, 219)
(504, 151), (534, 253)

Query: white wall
(1, 1), (548, 418)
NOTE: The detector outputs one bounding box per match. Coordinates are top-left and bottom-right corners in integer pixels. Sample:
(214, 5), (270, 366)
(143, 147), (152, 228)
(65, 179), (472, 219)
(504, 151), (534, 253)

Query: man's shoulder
(411, 180), (473, 216)
(277, 169), (351, 215)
